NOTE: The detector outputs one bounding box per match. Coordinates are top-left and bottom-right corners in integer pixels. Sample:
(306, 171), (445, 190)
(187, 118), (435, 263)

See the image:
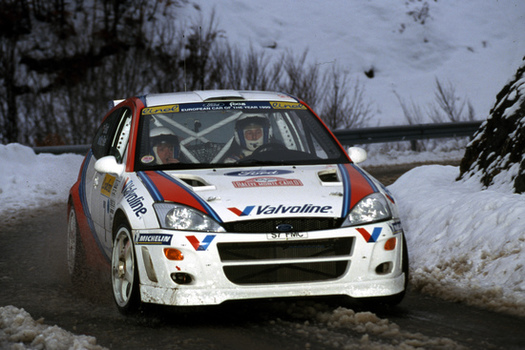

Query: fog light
(384, 237), (397, 251)
(171, 272), (193, 285)
(164, 248), (184, 261)
(375, 262), (393, 275)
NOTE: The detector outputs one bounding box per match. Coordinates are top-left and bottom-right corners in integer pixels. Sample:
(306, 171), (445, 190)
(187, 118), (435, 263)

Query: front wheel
(111, 223), (141, 314)
(67, 204), (86, 286)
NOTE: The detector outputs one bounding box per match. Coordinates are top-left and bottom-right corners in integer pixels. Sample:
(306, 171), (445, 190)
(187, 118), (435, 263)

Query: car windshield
(134, 101), (348, 170)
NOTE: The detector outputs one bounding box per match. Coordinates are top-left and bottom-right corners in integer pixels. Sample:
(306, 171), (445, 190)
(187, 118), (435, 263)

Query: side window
(109, 109), (132, 163)
(91, 108), (128, 160)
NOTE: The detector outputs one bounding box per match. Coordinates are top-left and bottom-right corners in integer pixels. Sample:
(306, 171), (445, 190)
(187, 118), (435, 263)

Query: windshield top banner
(142, 101), (306, 115)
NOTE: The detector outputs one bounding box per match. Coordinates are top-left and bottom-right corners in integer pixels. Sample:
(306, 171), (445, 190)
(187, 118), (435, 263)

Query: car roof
(142, 90), (300, 107)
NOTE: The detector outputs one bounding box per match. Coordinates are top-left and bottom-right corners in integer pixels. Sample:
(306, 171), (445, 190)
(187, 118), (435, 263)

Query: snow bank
(0, 144), (84, 221)
(0, 306), (106, 350)
(390, 165), (525, 316)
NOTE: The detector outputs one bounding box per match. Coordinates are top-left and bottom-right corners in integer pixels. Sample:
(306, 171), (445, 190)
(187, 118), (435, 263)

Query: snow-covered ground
(180, 0), (525, 126)
(1, 142), (524, 348)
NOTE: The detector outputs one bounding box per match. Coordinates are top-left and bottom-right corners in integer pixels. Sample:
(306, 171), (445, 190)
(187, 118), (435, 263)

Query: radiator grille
(218, 237), (353, 261)
(222, 218), (343, 233)
(218, 237), (353, 284)
(223, 261), (349, 285)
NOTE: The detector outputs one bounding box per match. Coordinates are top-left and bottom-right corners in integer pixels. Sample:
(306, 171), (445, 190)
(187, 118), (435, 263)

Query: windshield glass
(134, 101), (348, 170)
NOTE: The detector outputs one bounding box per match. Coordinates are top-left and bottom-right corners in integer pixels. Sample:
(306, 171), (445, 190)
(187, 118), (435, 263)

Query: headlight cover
(153, 203), (225, 232)
(342, 192), (392, 227)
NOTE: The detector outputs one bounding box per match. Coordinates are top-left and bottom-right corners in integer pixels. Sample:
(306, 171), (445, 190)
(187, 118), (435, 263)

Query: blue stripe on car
(338, 164), (351, 218)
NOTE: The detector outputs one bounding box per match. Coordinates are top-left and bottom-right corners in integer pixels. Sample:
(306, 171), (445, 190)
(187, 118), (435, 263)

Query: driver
(223, 114), (272, 163)
(150, 127), (180, 164)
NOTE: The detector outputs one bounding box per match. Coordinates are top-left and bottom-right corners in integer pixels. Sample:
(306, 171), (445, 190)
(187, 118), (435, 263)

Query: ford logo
(276, 224), (294, 232)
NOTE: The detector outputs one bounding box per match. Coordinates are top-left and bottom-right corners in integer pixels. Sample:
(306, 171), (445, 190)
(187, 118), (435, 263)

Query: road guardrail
(33, 121), (482, 154)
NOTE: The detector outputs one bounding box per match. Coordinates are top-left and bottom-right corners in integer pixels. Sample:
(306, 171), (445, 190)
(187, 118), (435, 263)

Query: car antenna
(183, 33), (187, 92)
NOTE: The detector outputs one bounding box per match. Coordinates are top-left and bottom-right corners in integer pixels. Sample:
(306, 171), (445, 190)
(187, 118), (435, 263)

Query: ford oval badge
(276, 224), (294, 232)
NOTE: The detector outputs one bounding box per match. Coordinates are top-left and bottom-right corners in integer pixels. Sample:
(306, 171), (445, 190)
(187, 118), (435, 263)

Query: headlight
(342, 193), (392, 227)
(154, 203), (225, 232)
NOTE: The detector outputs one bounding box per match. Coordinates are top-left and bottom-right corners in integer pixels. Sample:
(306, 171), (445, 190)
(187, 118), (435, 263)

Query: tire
(67, 204), (86, 286)
(111, 222), (141, 314)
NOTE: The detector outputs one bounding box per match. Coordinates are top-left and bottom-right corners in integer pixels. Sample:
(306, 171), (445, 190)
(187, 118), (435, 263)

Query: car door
(88, 107), (132, 254)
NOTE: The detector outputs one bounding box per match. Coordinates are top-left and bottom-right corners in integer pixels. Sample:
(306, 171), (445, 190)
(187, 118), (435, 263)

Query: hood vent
(173, 174), (216, 191)
(318, 169), (340, 183)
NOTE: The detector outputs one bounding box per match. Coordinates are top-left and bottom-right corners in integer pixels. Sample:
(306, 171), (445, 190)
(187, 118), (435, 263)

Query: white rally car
(67, 90), (408, 314)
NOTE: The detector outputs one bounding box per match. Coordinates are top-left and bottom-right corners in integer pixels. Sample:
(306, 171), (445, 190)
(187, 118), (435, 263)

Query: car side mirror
(94, 155), (125, 176)
(347, 146), (367, 164)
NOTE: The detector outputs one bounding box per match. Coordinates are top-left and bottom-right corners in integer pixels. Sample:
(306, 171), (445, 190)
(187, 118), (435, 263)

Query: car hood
(137, 164), (379, 223)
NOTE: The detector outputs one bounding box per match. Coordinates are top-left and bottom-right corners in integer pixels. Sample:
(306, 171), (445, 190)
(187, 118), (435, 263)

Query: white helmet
(234, 114), (272, 152)
(150, 127), (179, 164)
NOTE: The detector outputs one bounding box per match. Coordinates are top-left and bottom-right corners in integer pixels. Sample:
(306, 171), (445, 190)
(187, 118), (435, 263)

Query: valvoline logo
(357, 227), (382, 243)
(228, 204), (333, 216)
(186, 235), (215, 251)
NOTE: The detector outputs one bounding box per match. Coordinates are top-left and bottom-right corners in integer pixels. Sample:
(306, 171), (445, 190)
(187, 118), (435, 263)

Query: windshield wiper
(237, 158), (282, 165)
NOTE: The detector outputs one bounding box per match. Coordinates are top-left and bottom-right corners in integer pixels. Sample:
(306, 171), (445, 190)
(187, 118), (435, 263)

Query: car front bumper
(133, 220), (406, 306)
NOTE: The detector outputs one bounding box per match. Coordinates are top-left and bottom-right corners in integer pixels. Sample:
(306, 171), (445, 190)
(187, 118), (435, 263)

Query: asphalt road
(1, 164), (524, 349)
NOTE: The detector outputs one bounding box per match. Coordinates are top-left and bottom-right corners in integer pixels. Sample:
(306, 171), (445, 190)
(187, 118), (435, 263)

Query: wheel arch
(112, 209), (130, 240)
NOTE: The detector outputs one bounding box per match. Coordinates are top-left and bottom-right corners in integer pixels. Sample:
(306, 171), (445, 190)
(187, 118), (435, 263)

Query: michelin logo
(136, 234), (172, 245)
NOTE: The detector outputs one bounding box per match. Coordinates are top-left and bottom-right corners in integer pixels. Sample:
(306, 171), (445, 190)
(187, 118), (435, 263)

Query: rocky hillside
(459, 58), (525, 192)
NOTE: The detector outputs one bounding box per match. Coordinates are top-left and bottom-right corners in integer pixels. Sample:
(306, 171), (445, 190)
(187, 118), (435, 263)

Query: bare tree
(1, 1), (379, 146)
(181, 10), (223, 90)
(280, 50), (320, 107)
(394, 90), (425, 125)
(395, 78), (476, 151)
(320, 66), (371, 130)
(429, 78), (475, 123)
(0, 0), (32, 143)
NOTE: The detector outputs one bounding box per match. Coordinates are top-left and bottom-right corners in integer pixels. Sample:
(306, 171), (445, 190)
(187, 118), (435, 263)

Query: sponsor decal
(390, 221), (403, 235)
(232, 176), (303, 188)
(111, 178), (121, 197)
(141, 155), (155, 164)
(357, 227), (382, 243)
(230, 102), (245, 107)
(142, 104), (180, 115)
(228, 206), (255, 216)
(225, 169), (293, 177)
(122, 180), (147, 217)
(172, 102), (272, 113)
(270, 101), (307, 110)
(186, 235), (216, 251)
(109, 177), (121, 216)
(381, 184), (396, 203)
(267, 232), (308, 240)
(100, 174), (116, 197)
(136, 234), (173, 245)
(109, 198), (116, 215)
(228, 204), (332, 216)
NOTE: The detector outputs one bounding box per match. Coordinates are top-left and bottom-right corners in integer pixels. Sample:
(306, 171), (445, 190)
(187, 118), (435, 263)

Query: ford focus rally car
(67, 90), (408, 314)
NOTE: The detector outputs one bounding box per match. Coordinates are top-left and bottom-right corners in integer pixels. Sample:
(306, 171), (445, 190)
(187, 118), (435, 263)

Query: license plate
(266, 232), (308, 240)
